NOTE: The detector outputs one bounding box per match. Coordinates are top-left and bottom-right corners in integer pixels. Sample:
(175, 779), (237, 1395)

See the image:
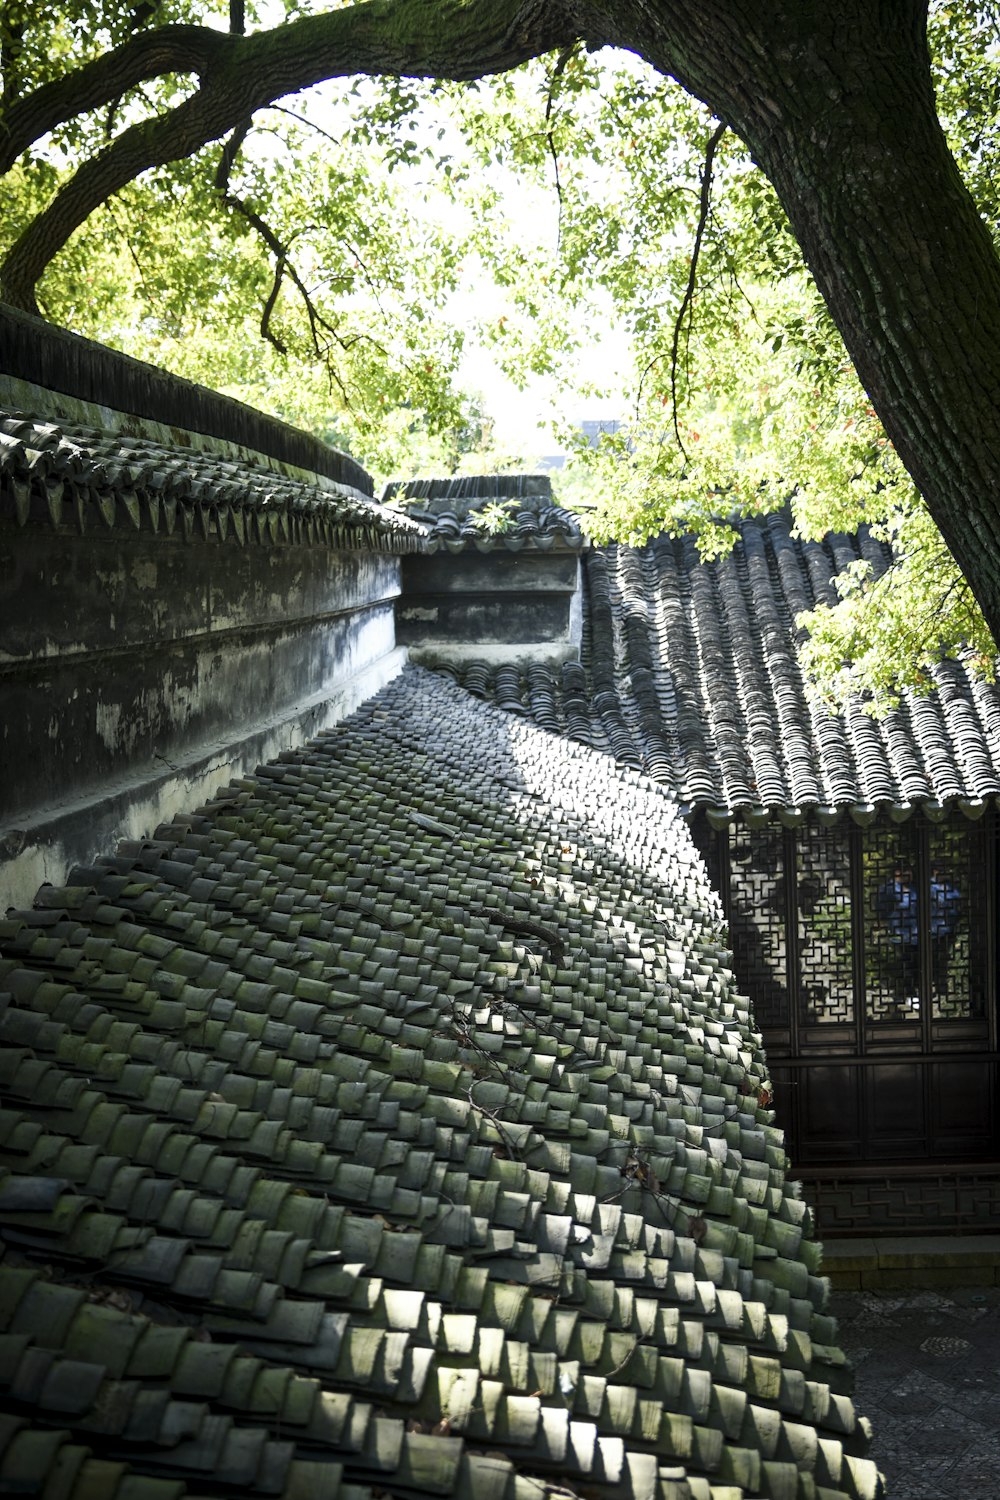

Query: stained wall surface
(0, 409), (422, 909)
(391, 481), (585, 667)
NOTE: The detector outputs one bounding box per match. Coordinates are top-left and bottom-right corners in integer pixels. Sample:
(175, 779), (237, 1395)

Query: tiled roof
(443, 512), (1000, 824)
(382, 476), (584, 553)
(0, 667), (879, 1500)
(0, 412), (427, 552)
(383, 477), (552, 503)
(415, 506), (584, 554)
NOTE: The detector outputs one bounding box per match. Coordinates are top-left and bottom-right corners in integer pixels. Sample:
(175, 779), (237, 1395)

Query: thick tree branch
(1, 0), (581, 174)
(3, 88), (249, 311)
(214, 116), (253, 194)
(0, 0), (583, 311)
(0, 26), (234, 173)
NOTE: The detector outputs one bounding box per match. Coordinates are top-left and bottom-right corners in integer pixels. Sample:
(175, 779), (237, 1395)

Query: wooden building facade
(696, 808), (999, 1233)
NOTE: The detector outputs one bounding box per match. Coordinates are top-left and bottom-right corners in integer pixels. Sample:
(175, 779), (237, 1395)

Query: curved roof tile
(381, 477), (584, 553)
(932, 662), (994, 788)
(410, 505), (585, 553)
(0, 667), (880, 1500)
(452, 511), (1000, 823)
(0, 411), (424, 552)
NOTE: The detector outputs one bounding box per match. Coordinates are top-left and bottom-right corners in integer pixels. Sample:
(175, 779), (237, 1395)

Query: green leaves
(1, 13), (498, 477)
(6, 0), (1000, 706)
(797, 500), (997, 713)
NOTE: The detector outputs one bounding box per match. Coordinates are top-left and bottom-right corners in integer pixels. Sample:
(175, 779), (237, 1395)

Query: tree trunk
(622, 0), (1000, 640)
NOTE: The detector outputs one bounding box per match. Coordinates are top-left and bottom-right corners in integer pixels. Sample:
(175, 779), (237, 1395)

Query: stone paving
(831, 1284), (1000, 1498)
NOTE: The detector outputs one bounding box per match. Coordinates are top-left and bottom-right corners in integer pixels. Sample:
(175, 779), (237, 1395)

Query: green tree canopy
(4, 0), (1000, 709)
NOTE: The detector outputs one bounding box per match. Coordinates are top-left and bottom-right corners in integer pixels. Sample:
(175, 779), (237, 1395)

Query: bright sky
(458, 327), (631, 459)
(440, 212), (632, 460)
(286, 54), (635, 462)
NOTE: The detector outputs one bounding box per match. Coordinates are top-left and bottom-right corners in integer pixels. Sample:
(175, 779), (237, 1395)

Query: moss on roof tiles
(1, 667), (880, 1500)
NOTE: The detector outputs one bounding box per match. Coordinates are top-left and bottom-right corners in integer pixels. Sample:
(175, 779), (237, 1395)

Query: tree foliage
(0, 4), (500, 472)
(4, 0), (1000, 710)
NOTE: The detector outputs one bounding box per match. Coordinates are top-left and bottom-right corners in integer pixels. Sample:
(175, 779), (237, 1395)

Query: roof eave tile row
(405, 508), (585, 555)
(442, 656), (999, 829)
(380, 477), (584, 554)
(0, 413), (427, 554)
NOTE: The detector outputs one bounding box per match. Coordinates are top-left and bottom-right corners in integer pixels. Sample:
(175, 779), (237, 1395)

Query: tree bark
(615, 0), (1000, 643)
(0, 27), (235, 174)
(759, 26), (1000, 642)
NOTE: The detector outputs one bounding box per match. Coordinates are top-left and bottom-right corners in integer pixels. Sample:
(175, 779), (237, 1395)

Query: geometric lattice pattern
(716, 812), (998, 1178)
(797, 825), (854, 1028)
(929, 819), (990, 1020)
(725, 825), (790, 1036)
(806, 1168), (1000, 1236)
(861, 823), (921, 1024)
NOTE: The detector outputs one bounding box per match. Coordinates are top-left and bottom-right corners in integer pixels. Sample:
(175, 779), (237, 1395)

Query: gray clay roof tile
(0, 410), (425, 553)
(444, 510), (1000, 824)
(381, 474), (584, 553)
(0, 667), (881, 1500)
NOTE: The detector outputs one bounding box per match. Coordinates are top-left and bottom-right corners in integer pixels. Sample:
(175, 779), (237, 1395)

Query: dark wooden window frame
(703, 810), (1000, 1176)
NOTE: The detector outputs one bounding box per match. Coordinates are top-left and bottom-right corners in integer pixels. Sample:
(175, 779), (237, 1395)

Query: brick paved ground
(830, 1285), (1000, 1498)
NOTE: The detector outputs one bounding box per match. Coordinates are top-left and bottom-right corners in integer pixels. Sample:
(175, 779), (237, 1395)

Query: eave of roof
(0, 412), (428, 553)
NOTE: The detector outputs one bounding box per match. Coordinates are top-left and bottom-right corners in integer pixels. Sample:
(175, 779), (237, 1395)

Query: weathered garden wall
(398, 549), (583, 664)
(388, 478), (585, 666)
(1, 303), (374, 493)
(0, 308), (418, 909)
